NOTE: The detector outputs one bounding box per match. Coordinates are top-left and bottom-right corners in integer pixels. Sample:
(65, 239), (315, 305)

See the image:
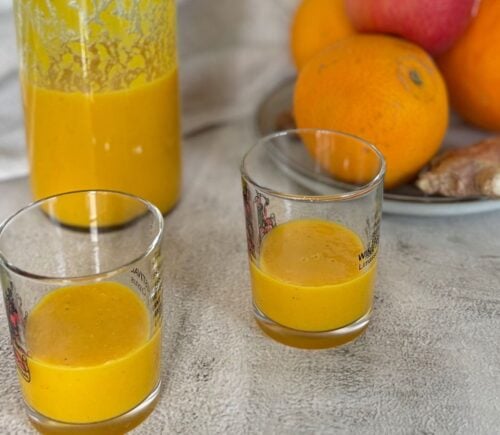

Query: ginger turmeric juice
(250, 219), (376, 332)
(20, 281), (161, 424)
(24, 71), (181, 215)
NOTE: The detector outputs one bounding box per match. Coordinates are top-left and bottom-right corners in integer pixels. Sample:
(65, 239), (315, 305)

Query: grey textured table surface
(0, 119), (499, 434)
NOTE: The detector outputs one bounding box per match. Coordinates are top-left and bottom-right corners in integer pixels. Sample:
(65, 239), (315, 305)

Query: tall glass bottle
(14, 0), (181, 214)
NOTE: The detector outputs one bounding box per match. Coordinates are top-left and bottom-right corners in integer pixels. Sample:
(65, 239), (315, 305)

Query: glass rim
(241, 128), (386, 202)
(0, 189), (164, 284)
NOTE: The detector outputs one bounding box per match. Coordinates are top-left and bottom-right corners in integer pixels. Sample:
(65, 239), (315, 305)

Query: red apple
(345, 0), (478, 56)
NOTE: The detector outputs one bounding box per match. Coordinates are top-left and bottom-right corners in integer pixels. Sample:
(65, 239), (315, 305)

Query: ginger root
(416, 137), (500, 198)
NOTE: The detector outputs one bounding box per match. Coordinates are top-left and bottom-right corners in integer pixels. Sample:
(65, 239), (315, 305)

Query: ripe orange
(290, 0), (355, 70)
(293, 34), (449, 189)
(437, 0), (500, 131)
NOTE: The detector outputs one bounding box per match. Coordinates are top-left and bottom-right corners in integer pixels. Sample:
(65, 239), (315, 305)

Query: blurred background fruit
(438, 0), (500, 131)
(345, 0), (477, 56)
(293, 34), (449, 189)
(290, 0), (355, 70)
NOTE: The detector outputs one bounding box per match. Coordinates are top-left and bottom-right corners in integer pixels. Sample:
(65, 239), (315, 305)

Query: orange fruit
(293, 34), (449, 189)
(437, 0), (500, 131)
(291, 0), (355, 70)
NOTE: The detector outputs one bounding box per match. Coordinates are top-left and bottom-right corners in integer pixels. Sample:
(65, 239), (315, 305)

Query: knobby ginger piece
(416, 137), (500, 198)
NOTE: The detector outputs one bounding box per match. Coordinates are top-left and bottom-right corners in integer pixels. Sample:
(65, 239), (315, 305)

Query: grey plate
(254, 77), (500, 216)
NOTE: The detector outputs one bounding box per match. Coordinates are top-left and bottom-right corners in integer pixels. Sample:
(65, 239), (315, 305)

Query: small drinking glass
(240, 129), (385, 349)
(0, 190), (164, 434)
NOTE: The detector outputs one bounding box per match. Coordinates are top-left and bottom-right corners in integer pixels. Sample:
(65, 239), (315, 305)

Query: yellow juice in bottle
(25, 71), (181, 216)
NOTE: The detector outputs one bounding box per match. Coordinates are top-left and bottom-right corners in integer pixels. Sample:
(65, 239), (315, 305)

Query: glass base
(254, 305), (371, 349)
(25, 381), (161, 435)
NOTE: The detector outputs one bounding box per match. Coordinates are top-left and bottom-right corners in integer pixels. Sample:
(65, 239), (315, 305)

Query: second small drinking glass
(0, 190), (164, 434)
(241, 129), (385, 349)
